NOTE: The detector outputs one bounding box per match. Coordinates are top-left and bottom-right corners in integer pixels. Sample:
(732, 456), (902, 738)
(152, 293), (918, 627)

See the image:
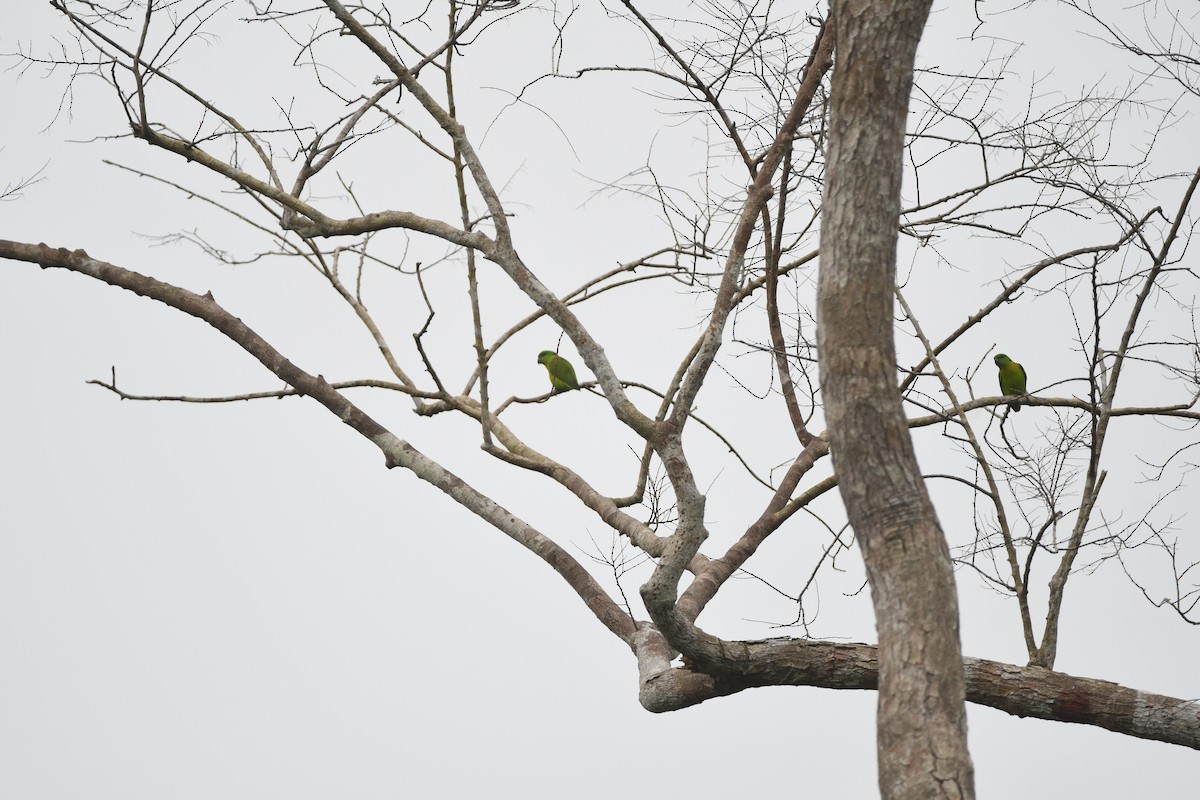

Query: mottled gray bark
(630, 632), (1200, 749)
(818, 2), (975, 797)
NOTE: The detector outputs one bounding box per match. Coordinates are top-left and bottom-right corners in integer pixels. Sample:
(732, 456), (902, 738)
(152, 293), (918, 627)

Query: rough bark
(818, 2), (975, 797)
(632, 634), (1200, 749)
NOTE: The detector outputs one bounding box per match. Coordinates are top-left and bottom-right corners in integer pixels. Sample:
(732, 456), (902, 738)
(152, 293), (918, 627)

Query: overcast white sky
(2, 1), (1197, 797)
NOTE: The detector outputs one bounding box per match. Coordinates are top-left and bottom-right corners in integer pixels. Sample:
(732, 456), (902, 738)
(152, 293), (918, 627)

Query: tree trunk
(818, 1), (975, 797)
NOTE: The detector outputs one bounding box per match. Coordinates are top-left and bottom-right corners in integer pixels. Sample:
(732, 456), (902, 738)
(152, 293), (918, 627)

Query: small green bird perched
(537, 350), (580, 393)
(994, 353), (1028, 412)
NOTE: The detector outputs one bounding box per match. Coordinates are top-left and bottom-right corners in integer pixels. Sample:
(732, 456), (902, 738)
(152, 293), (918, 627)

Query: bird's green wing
(538, 351), (580, 392)
(549, 355), (579, 391)
(997, 360), (1027, 411)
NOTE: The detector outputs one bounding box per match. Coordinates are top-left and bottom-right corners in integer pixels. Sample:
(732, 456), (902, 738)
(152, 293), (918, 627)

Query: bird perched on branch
(994, 353), (1027, 412)
(537, 350), (580, 393)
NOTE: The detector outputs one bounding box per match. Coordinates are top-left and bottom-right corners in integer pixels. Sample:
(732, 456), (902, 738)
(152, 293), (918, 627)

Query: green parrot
(537, 350), (580, 393)
(994, 353), (1027, 412)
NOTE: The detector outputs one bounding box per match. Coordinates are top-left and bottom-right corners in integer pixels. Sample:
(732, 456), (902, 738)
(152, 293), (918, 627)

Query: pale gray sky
(2, 2), (1197, 797)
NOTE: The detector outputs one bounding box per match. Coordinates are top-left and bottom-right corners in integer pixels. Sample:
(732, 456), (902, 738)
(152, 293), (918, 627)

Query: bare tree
(2, 1), (1198, 795)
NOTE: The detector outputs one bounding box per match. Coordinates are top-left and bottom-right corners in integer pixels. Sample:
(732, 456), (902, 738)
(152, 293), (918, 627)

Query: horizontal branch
(87, 374), (440, 402)
(131, 125), (493, 250)
(907, 395), (1200, 428)
(634, 633), (1200, 749)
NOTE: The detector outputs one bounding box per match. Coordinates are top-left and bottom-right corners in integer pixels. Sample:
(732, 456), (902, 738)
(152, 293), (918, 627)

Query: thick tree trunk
(818, 2), (975, 798)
